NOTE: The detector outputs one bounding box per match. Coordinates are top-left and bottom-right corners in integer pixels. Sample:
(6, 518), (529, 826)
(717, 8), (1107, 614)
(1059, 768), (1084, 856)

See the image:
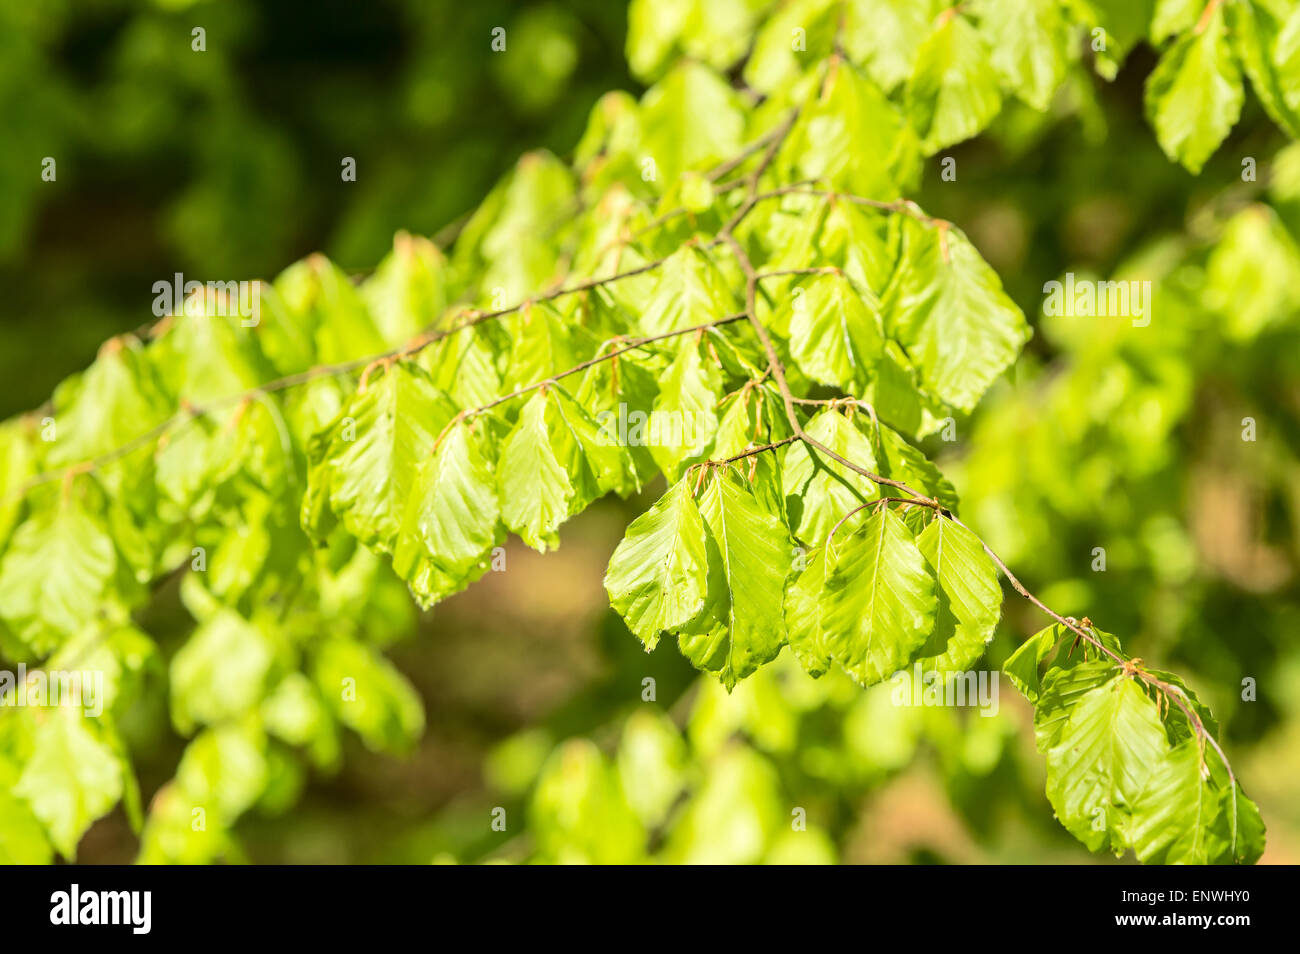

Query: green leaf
(1151, 0), (1200, 43)
(821, 507), (937, 687)
(784, 545), (833, 677)
(783, 58), (920, 198)
(1129, 739), (1266, 865)
(498, 391), (574, 552)
(45, 338), (170, 478)
(914, 516), (1001, 671)
(638, 244), (738, 336)
(530, 739), (644, 864)
(677, 468), (794, 689)
(638, 61), (745, 187)
(884, 218), (1031, 412)
(360, 233), (449, 347)
(1003, 623), (1064, 704)
(503, 301), (592, 391)
(393, 422), (502, 608)
(15, 709), (123, 859)
(1044, 674), (1169, 854)
(324, 361), (458, 552)
(783, 272), (885, 393)
(743, 0), (839, 94)
(905, 12), (1004, 154)
(170, 609), (277, 735)
(0, 495), (123, 656)
(1204, 205), (1300, 339)
(1228, 0), (1300, 139)
(843, 0), (940, 94)
(0, 779), (51, 864)
(648, 339), (723, 478)
(1070, 0), (1156, 80)
(1144, 5), (1244, 174)
(173, 721), (269, 824)
(974, 0), (1071, 111)
(781, 407), (880, 545)
(605, 477), (712, 650)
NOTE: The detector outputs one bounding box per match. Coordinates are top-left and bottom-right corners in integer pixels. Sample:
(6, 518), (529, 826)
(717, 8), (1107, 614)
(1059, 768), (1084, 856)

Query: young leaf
(498, 391), (574, 552)
(393, 422), (502, 609)
(784, 545), (833, 677)
(0, 496), (122, 656)
(783, 57), (920, 199)
(883, 218), (1031, 412)
(974, 0), (1070, 111)
(324, 362), (458, 552)
(677, 468), (793, 689)
(783, 272), (885, 394)
(604, 477), (712, 650)
(1044, 674), (1170, 854)
(638, 244), (738, 336)
(1144, 5), (1244, 174)
(15, 710), (123, 860)
(914, 516), (1001, 671)
(781, 407), (880, 545)
(1128, 739), (1266, 865)
(905, 12), (1003, 154)
(821, 507), (937, 687)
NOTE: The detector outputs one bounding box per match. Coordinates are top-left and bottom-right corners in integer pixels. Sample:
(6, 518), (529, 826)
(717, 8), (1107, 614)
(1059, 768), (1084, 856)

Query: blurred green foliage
(0, 0), (628, 415)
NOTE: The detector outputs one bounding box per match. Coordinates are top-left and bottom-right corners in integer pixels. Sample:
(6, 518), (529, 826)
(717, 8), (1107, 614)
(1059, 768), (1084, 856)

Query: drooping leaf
(15, 709), (123, 859)
(883, 218), (1031, 412)
(323, 361), (458, 552)
(677, 468), (794, 689)
(605, 477), (712, 650)
(1144, 5), (1244, 174)
(905, 12), (1003, 154)
(393, 422), (502, 608)
(498, 390), (574, 552)
(914, 516), (1001, 671)
(821, 507), (937, 687)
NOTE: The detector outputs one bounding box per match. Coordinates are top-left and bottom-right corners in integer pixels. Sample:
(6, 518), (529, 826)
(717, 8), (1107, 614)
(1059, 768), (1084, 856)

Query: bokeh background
(3, 0), (1298, 863)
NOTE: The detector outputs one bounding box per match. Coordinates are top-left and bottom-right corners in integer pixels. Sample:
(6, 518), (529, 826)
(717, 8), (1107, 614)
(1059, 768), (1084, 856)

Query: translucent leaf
(15, 709), (123, 859)
(311, 638), (425, 754)
(1228, 0), (1300, 139)
(905, 12), (1003, 154)
(497, 391), (574, 552)
(678, 468), (793, 689)
(638, 61), (745, 187)
(782, 272), (885, 393)
(1128, 739), (1266, 865)
(638, 244), (738, 336)
(169, 610), (277, 735)
(1045, 674), (1169, 854)
(914, 516), (1001, 671)
(393, 422), (502, 608)
(783, 57), (920, 197)
(843, 0), (940, 94)
(974, 0), (1070, 111)
(0, 496), (122, 656)
(323, 362), (458, 552)
(781, 407), (880, 545)
(883, 218), (1031, 412)
(1144, 5), (1243, 174)
(605, 476), (712, 650)
(821, 507), (936, 687)
(784, 545), (833, 677)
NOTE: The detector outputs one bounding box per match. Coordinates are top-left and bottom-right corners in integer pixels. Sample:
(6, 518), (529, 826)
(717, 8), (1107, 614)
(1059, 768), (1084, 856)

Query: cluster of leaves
(0, 0), (1286, 864)
(629, 0), (1300, 173)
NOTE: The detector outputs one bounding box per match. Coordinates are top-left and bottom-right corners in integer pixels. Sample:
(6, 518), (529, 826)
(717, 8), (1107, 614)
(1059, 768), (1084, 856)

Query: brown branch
(436, 313), (747, 445)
